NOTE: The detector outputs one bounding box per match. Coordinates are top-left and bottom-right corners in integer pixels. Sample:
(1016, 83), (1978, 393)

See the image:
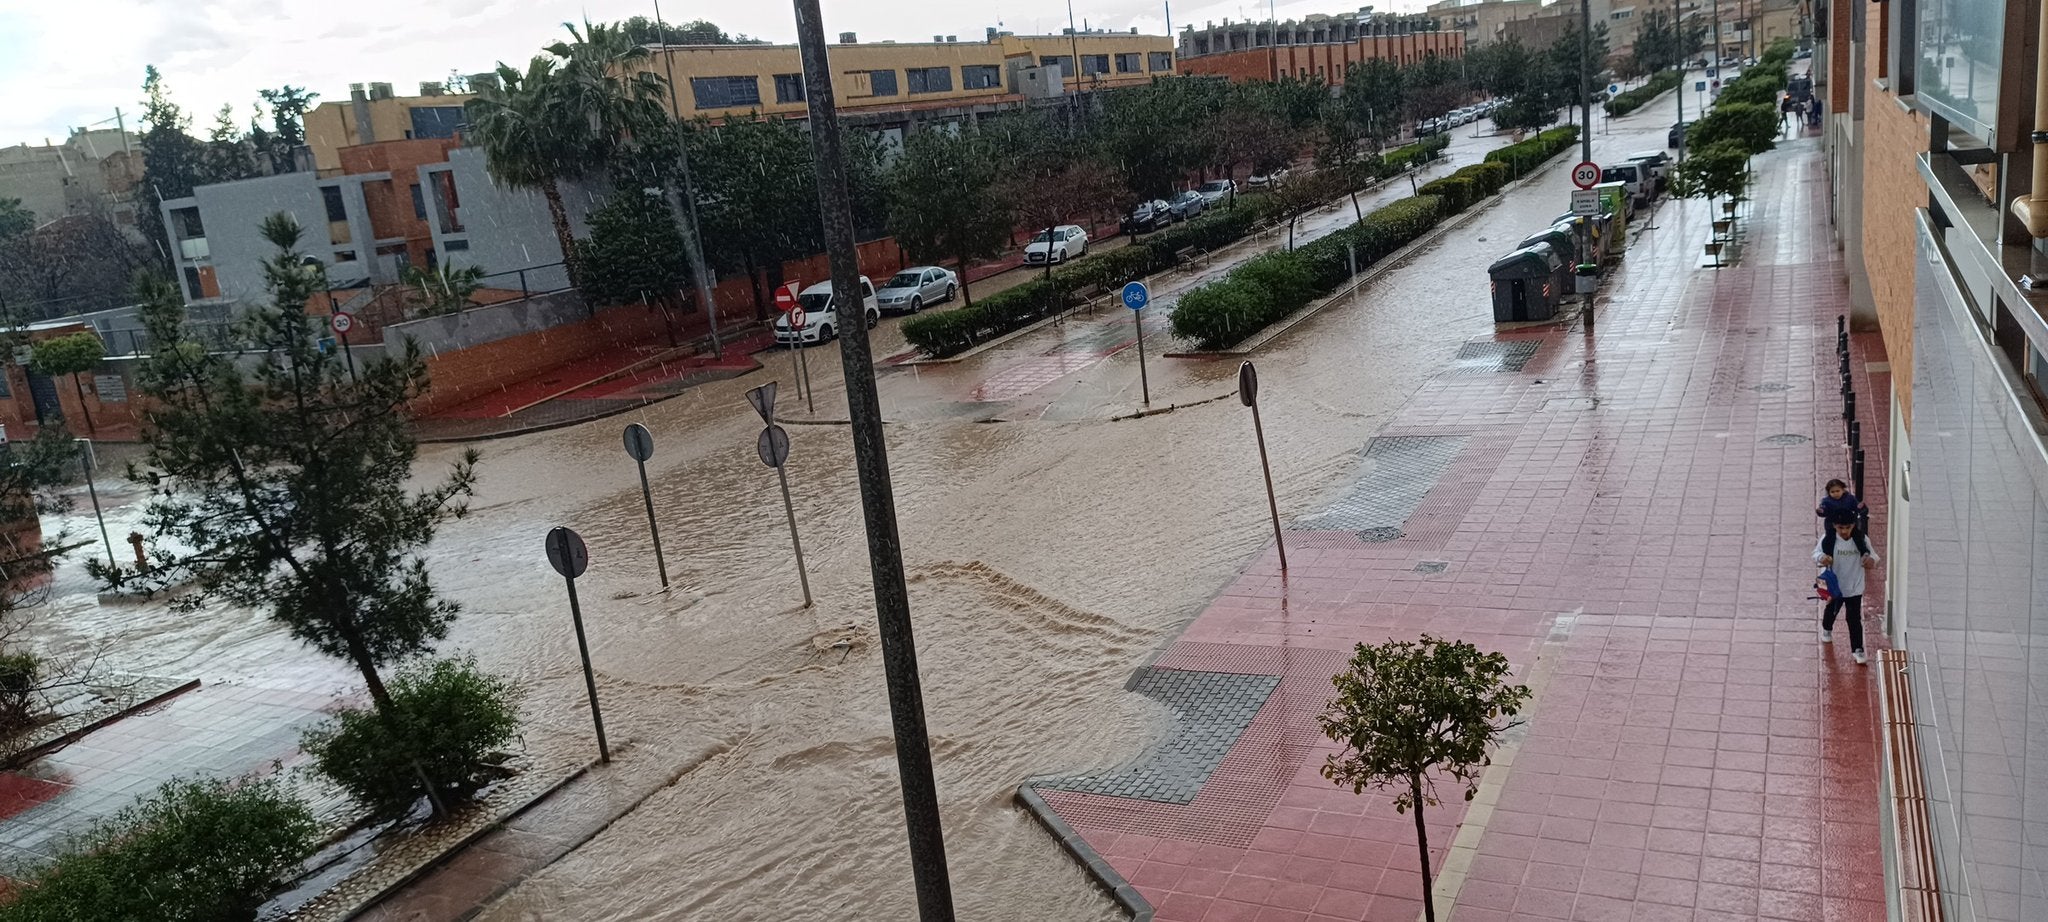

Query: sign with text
(1571, 188), (1603, 216)
(93, 375), (127, 403)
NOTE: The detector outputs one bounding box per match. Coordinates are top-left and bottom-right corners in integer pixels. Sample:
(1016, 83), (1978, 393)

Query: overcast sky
(0, 0), (1431, 146)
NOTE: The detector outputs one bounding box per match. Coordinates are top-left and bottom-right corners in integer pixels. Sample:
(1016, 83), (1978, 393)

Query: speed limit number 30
(1571, 161), (1601, 190)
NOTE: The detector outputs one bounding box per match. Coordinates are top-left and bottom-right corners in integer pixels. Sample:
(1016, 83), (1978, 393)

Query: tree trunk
(70, 374), (95, 435)
(540, 180), (582, 295)
(743, 251), (767, 321)
(337, 618), (450, 816)
(1412, 774), (1437, 922)
(956, 252), (974, 307)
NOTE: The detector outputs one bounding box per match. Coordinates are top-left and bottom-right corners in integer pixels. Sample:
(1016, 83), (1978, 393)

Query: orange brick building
(1176, 31), (1467, 85)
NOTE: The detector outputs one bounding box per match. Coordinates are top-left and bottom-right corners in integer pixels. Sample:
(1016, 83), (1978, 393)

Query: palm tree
(464, 57), (587, 288)
(464, 21), (673, 292)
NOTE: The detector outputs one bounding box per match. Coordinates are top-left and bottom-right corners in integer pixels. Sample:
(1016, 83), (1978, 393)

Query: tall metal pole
(563, 573), (611, 763)
(1579, 0), (1594, 165)
(791, 3), (956, 919)
(1675, 0), (1686, 163)
(775, 464), (813, 607)
(76, 439), (113, 569)
(653, 0), (723, 360)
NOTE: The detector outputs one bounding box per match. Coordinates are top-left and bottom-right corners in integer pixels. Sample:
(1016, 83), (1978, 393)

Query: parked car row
(1121, 190), (1210, 235)
(1419, 99), (1505, 135)
(1599, 150), (1674, 209)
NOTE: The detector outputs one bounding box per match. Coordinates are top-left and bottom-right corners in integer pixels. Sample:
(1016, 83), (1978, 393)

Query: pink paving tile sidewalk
(1036, 137), (1890, 921)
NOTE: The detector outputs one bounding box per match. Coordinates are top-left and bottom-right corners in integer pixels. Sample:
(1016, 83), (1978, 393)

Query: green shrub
(1169, 194), (1448, 349)
(1687, 102), (1778, 156)
(0, 652), (39, 732)
(1605, 70), (1685, 117)
(0, 776), (317, 922)
(301, 657), (521, 821)
(1483, 126), (1581, 176)
(1417, 175), (1479, 211)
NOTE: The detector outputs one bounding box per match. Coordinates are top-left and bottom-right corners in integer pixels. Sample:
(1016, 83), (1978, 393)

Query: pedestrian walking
(1781, 95), (1799, 136)
(1808, 96), (1824, 129)
(1814, 512), (1879, 664)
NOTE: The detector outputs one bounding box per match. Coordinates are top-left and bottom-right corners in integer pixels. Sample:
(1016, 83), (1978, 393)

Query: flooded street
(24, 105), (1679, 920)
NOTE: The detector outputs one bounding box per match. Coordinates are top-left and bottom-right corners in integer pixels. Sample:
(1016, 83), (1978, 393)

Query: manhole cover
(1444, 340), (1542, 375)
(1414, 560), (1449, 573)
(1749, 382), (1794, 392)
(1763, 433), (1811, 445)
(1358, 527), (1406, 543)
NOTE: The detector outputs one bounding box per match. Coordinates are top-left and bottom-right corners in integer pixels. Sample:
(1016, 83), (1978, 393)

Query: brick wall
(411, 301), (675, 416)
(1858, 10), (1924, 430)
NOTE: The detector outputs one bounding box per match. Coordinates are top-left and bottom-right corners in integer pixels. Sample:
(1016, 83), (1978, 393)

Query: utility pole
(790, 2), (956, 920)
(1711, 0), (1722, 79)
(1674, 0), (1686, 162)
(1579, 0), (1594, 164)
(653, 0), (725, 359)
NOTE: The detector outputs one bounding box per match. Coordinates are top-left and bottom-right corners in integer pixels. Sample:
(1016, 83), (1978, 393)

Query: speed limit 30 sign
(1571, 161), (1601, 190)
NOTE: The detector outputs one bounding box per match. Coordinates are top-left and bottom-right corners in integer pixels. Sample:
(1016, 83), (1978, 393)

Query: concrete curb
(1165, 146), (1579, 359)
(1015, 784), (1154, 921)
(327, 758), (598, 921)
(0, 676), (200, 771)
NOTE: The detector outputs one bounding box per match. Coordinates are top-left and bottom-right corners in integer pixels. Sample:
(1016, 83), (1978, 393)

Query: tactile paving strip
(1441, 339), (1542, 374)
(1033, 668), (1280, 804)
(1291, 435), (1467, 534)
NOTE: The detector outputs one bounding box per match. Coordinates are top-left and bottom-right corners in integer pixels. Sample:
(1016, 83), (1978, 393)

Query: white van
(1600, 162), (1652, 208)
(775, 276), (882, 344)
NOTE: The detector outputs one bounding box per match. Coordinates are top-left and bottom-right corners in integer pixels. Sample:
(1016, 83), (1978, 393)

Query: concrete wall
(392, 294), (674, 416)
(381, 288), (590, 356)
(422, 147), (603, 292)
(186, 174), (333, 303)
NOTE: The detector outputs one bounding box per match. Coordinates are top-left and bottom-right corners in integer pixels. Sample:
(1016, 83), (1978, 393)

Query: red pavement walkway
(1039, 137), (1889, 921)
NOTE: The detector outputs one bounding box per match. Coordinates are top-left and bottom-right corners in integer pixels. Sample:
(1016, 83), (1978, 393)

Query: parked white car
(774, 276), (881, 344)
(1247, 167), (1291, 187)
(1024, 225), (1089, 264)
(876, 266), (957, 314)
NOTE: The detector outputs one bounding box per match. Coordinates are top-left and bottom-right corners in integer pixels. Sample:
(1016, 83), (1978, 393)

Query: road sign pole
(1134, 310), (1150, 406)
(637, 458), (668, 589)
(776, 463), (813, 608)
(799, 342), (815, 414)
(76, 439), (113, 569)
(1239, 362), (1287, 573)
(563, 573), (610, 763)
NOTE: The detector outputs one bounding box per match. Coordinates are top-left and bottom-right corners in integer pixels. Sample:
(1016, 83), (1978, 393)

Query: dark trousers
(1823, 595), (1865, 651)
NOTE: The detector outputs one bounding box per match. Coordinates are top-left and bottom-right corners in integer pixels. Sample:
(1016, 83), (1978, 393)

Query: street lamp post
(1579, 0), (1594, 165)
(791, 2), (957, 920)
(653, 0), (724, 360)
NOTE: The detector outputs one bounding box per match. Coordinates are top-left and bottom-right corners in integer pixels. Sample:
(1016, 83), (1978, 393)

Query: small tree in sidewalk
(105, 215), (496, 816)
(1319, 635), (1530, 922)
(886, 128), (1012, 307)
(1671, 139), (1753, 238)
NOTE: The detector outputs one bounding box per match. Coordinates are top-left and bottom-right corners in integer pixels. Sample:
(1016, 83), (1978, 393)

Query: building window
(774, 73), (806, 103)
(907, 66), (954, 94)
(445, 239), (470, 251)
(171, 206), (204, 239)
(408, 106), (466, 139)
(1081, 54), (1110, 75)
(321, 186), (347, 223)
(1116, 52), (1142, 73)
(1149, 51), (1174, 71)
(691, 75), (762, 109)
(868, 70), (899, 96)
(183, 267), (204, 301)
(963, 64), (1003, 89)
(411, 183), (427, 221)
(1041, 54), (1073, 75)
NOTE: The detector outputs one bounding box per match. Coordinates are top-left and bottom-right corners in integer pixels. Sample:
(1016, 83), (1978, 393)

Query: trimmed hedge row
(1169, 196), (1448, 349)
(1168, 125), (1581, 350)
(900, 134), (1455, 357)
(1483, 126), (1583, 175)
(1606, 70), (1685, 117)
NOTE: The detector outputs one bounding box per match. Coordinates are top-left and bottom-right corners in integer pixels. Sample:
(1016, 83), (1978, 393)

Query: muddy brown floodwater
(23, 116), (1658, 920)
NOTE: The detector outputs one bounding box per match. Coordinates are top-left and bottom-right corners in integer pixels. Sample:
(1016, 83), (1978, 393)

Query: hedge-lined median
(900, 135), (1453, 358)
(1605, 70), (1685, 117)
(1169, 125), (1580, 350)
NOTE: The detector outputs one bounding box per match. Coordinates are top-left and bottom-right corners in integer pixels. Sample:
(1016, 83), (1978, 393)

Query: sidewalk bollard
(1849, 419), (1861, 452)
(1846, 391), (1857, 425)
(1853, 448), (1867, 500)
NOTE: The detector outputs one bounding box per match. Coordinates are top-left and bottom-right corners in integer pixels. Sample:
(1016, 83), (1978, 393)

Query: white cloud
(1, 0), (1431, 144)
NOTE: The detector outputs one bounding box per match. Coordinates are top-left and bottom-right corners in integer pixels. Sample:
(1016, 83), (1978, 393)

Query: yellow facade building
(303, 83), (475, 174)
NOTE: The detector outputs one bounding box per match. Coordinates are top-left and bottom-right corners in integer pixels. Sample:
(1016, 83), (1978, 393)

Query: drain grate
(1414, 560), (1450, 573)
(1749, 382), (1794, 393)
(1443, 340), (1542, 375)
(1764, 433), (1812, 445)
(1032, 668), (1279, 804)
(1293, 435), (1467, 534)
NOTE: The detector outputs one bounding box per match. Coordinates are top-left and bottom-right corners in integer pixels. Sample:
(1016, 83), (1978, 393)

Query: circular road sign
(1571, 161), (1601, 190)
(623, 423), (654, 462)
(545, 526), (589, 579)
(757, 424), (791, 469)
(1121, 281), (1150, 312)
(1238, 361), (1260, 407)
(330, 312), (354, 335)
(788, 306), (808, 331)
